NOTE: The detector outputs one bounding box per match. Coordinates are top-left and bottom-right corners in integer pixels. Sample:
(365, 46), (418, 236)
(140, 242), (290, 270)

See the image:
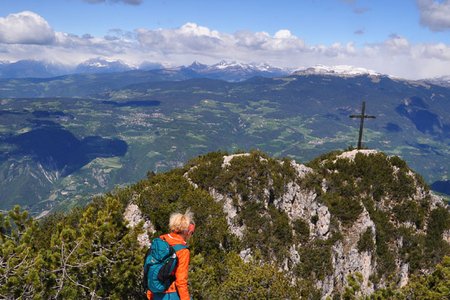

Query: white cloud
(274, 29), (293, 39)
(414, 43), (450, 60)
(234, 30), (270, 49)
(136, 23), (226, 56)
(384, 34), (410, 54)
(417, 0), (450, 31)
(0, 11), (55, 44)
(179, 23), (221, 38)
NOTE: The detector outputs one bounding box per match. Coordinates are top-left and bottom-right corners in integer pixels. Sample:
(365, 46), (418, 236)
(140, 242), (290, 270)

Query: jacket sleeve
(175, 248), (190, 300)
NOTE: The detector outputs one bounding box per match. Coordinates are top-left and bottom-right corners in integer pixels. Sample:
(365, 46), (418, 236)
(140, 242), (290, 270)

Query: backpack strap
(172, 244), (188, 252)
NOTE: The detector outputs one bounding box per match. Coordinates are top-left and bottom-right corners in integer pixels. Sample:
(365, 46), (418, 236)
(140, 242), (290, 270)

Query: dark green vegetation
(0, 73), (449, 213)
(1, 150), (449, 298)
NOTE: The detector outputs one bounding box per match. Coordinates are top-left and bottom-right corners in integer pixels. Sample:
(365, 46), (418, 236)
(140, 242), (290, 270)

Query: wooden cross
(349, 101), (376, 149)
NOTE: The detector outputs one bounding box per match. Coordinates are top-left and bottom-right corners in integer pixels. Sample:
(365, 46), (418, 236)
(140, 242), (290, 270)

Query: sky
(1, 0), (450, 79)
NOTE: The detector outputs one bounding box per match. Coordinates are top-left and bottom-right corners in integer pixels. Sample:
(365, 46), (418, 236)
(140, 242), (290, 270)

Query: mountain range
(0, 63), (449, 215)
(0, 59), (290, 81)
(3, 58), (450, 84)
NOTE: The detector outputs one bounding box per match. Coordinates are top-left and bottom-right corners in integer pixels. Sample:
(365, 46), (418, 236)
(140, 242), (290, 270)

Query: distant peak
(293, 64), (381, 77)
(187, 60), (208, 70)
(181, 61), (290, 81)
(190, 60), (207, 67)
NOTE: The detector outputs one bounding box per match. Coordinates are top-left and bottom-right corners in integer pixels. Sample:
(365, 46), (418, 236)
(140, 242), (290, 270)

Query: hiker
(146, 210), (195, 300)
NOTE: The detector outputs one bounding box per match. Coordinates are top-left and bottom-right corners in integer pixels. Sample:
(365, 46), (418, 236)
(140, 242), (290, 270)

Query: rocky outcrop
(210, 187), (245, 238)
(222, 153), (250, 168)
(444, 229), (450, 244)
(123, 203), (154, 247)
(321, 208), (376, 297)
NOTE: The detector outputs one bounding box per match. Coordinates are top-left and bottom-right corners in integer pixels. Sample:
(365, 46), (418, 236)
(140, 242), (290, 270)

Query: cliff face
(182, 149), (449, 298)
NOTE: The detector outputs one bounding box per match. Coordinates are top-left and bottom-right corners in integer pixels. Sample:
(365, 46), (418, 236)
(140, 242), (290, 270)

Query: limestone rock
(123, 203), (155, 247)
(210, 188), (245, 238)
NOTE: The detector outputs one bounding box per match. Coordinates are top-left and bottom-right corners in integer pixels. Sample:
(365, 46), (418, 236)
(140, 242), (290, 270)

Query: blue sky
(1, 0), (450, 79)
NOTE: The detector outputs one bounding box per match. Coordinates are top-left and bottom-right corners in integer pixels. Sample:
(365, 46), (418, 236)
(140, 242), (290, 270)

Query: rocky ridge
(182, 149), (449, 298)
(125, 149), (449, 298)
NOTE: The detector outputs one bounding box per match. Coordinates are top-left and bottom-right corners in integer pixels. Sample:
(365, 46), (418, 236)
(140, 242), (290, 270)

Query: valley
(0, 71), (449, 214)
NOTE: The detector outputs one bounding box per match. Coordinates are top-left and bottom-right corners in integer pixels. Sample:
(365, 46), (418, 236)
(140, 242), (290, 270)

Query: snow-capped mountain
(423, 75), (450, 87)
(0, 59), (392, 81)
(0, 59), (289, 80)
(74, 58), (135, 74)
(181, 60), (290, 81)
(293, 64), (381, 77)
(211, 60), (286, 72)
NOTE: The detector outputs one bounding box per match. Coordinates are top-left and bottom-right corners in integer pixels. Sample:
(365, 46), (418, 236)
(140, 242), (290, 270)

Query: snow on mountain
(0, 59), (398, 81)
(423, 75), (450, 87)
(210, 60), (287, 73)
(74, 58), (135, 74)
(181, 60), (290, 81)
(293, 64), (381, 77)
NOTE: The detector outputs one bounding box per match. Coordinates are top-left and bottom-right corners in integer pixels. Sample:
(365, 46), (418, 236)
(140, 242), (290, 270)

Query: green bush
(216, 252), (302, 299)
(425, 207), (450, 266)
(398, 227), (425, 273)
(295, 234), (342, 281)
(322, 192), (363, 226)
(357, 228), (375, 253)
(393, 200), (426, 228)
(293, 218), (310, 243)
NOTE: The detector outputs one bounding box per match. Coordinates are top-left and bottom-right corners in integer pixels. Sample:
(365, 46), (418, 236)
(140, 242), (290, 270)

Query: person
(147, 210), (195, 300)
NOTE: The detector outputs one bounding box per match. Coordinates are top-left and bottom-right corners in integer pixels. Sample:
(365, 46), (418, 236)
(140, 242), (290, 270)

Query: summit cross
(349, 101), (376, 150)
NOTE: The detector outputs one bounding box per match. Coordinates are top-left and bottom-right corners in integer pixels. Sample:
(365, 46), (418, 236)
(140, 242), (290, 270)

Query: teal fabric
(172, 244), (188, 252)
(152, 292), (180, 300)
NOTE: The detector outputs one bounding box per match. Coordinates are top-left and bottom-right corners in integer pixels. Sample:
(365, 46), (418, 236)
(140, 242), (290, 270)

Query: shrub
(322, 193), (363, 226)
(393, 200), (425, 228)
(425, 207), (450, 266)
(357, 228), (375, 253)
(293, 218), (310, 243)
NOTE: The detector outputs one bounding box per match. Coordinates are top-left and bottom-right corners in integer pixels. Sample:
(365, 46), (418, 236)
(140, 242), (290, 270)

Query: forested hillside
(1, 150), (449, 299)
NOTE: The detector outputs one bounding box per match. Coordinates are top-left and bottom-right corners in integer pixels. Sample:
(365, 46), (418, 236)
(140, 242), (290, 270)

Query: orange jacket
(147, 233), (191, 300)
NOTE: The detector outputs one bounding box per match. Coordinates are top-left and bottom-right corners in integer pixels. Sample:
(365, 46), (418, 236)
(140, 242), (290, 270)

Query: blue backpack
(143, 237), (188, 293)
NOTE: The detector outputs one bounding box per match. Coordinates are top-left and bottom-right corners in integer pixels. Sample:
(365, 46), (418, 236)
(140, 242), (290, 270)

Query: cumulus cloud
(0, 11), (55, 44)
(135, 24), (309, 64)
(83, 0), (143, 5)
(384, 34), (410, 54)
(137, 23), (225, 55)
(417, 0), (450, 31)
(414, 42), (450, 60)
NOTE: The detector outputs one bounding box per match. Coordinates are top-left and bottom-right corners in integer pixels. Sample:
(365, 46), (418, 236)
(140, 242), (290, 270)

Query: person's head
(169, 209), (195, 240)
